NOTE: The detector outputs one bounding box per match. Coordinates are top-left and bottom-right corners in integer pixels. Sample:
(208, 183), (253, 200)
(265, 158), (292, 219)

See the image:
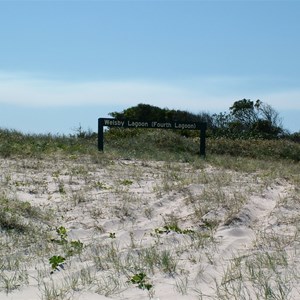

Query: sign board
(98, 118), (207, 157)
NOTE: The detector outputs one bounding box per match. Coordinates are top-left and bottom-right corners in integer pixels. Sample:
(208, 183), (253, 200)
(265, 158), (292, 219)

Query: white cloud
(0, 71), (300, 113)
(0, 72), (226, 111)
(259, 90), (300, 110)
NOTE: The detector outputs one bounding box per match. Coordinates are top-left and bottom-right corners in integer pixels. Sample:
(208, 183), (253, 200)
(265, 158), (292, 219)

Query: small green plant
(129, 273), (153, 291)
(51, 226), (68, 245)
(154, 225), (195, 235)
(120, 179), (133, 186)
(67, 240), (84, 256)
(109, 232), (116, 239)
(51, 225), (84, 259)
(56, 226), (68, 243)
(53, 225), (83, 244)
(94, 181), (110, 189)
(49, 255), (65, 272)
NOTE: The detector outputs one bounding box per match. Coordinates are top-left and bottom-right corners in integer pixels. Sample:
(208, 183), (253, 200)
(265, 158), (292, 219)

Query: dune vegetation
(0, 102), (300, 299)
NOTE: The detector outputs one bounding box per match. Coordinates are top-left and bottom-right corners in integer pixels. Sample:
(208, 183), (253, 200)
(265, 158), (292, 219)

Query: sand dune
(0, 156), (299, 299)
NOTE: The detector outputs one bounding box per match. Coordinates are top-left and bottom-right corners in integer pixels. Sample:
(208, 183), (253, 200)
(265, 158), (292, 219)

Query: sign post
(98, 118), (207, 157)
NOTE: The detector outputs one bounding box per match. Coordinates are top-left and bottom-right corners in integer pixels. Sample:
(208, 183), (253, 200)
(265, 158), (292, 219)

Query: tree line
(109, 100), (299, 141)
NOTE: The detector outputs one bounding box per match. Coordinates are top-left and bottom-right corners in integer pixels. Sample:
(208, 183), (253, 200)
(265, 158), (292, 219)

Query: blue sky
(0, 0), (300, 134)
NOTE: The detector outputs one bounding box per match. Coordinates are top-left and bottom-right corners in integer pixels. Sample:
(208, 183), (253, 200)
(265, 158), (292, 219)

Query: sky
(0, 0), (300, 135)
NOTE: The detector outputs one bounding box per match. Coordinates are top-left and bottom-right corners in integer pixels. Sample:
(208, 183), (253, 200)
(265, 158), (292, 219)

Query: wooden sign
(98, 118), (207, 157)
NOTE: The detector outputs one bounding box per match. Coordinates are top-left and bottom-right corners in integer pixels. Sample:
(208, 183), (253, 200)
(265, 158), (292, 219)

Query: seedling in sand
(56, 226), (68, 244)
(51, 225), (84, 259)
(129, 272), (153, 291)
(49, 255), (65, 272)
(154, 225), (195, 235)
(109, 232), (116, 239)
(67, 240), (84, 256)
(120, 179), (133, 186)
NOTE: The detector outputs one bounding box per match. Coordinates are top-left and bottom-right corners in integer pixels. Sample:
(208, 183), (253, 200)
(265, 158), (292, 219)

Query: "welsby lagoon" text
(103, 119), (198, 130)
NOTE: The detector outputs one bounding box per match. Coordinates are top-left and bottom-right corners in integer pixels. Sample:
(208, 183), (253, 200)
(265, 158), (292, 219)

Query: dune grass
(0, 127), (300, 299)
(1, 127), (300, 162)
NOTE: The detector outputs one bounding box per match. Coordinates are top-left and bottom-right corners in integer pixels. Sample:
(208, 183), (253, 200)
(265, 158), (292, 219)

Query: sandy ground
(0, 156), (299, 299)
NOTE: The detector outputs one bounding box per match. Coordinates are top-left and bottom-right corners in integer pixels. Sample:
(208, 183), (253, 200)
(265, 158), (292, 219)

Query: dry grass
(0, 146), (299, 299)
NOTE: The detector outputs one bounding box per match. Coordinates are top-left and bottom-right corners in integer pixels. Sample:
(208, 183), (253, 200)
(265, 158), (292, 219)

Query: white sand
(0, 157), (299, 299)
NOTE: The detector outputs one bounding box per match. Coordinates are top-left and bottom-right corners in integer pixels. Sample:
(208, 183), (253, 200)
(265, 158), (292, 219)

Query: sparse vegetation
(49, 255), (65, 271)
(0, 121), (299, 299)
(129, 272), (153, 291)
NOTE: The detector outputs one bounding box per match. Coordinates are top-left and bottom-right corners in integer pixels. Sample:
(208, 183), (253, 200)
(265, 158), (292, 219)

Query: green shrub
(207, 138), (300, 161)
